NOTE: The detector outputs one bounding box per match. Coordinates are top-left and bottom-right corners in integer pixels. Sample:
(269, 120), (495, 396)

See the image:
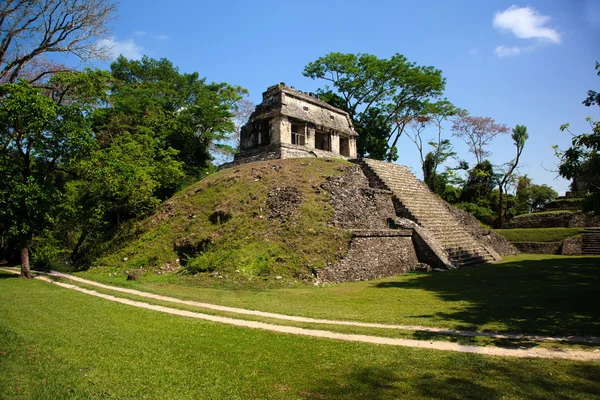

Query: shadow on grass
(305, 360), (600, 399)
(410, 330), (542, 350)
(0, 271), (19, 279)
(375, 257), (600, 336)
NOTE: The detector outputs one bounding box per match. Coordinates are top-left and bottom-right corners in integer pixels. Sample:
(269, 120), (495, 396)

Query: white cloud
(494, 45), (534, 57)
(98, 37), (144, 60)
(133, 30), (169, 40)
(493, 5), (561, 43)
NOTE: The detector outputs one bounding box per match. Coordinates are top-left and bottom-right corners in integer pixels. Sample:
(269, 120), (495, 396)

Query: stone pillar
(349, 137), (357, 158)
(271, 116), (291, 145)
(331, 131), (340, 154)
(306, 124), (316, 148)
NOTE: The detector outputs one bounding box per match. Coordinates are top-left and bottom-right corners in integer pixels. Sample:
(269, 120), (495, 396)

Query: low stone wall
(220, 143), (351, 170)
(586, 214), (600, 228)
(562, 235), (583, 255)
(505, 212), (583, 228)
(319, 232), (418, 282)
(219, 145), (281, 170)
(512, 242), (562, 254)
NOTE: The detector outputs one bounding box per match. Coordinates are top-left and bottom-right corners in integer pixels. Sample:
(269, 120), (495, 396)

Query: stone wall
(280, 90), (355, 137)
(586, 214), (600, 227)
(318, 233), (418, 283)
(239, 83), (358, 159)
(562, 235), (583, 255)
(505, 212), (581, 228)
(322, 165), (396, 230)
(219, 143), (353, 171)
(513, 242), (562, 254)
(318, 166), (420, 282)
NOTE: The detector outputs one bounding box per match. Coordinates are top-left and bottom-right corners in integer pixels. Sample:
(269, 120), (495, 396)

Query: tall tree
(404, 99), (460, 179)
(451, 115), (509, 164)
(0, 78), (96, 277)
(497, 125), (528, 227)
(101, 56), (246, 177)
(303, 52), (446, 160)
(556, 61), (600, 214)
(0, 0), (117, 83)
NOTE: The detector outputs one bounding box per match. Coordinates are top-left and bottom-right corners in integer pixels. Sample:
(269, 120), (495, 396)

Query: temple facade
(227, 83), (358, 167)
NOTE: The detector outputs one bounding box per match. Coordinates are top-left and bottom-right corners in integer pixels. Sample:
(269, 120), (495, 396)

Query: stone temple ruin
(229, 83), (358, 166)
(223, 84), (512, 282)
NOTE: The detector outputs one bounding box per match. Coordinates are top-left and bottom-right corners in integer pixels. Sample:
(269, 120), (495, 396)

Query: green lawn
(75, 255), (600, 337)
(494, 227), (585, 243)
(1, 271), (599, 399)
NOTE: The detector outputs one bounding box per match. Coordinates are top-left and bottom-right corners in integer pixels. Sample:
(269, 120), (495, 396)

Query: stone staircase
(360, 158), (496, 268)
(582, 229), (600, 255)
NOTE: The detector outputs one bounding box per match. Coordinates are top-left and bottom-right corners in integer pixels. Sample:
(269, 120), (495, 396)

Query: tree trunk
(71, 230), (89, 262)
(497, 185), (504, 229)
(20, 234), (32, 279)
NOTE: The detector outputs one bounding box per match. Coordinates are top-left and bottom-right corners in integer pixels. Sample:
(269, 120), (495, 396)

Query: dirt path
(40, 270), (600, 345)
(2, 268), (600, 361)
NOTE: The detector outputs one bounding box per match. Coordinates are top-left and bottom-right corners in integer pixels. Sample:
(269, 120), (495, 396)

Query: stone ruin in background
(224, 83), (358, 167)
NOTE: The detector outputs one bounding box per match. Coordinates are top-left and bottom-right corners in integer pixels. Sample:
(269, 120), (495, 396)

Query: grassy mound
(93, 158), (353, 282)
(494, 228), (585, 243)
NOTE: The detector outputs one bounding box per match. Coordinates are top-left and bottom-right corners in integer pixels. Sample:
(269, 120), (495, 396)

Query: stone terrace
(361, 158), (499, 267)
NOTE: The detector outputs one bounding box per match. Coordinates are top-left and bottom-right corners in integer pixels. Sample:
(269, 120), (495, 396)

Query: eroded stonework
(228, 83), (358, 168)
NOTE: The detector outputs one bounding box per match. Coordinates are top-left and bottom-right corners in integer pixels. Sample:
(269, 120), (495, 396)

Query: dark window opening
(340, 137), (350, 156)
(315, 131), (330, 151)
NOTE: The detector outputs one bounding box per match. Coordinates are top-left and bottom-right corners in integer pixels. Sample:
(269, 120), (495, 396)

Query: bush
(455, 202), (494, 226)
(31, 236), (71, 271)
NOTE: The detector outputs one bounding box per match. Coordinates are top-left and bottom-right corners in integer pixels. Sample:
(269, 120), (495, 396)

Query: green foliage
(494, 228), (585, 243)
(460, 160), (499, 204)
(497, 125), (528, 227)
(455, 202), (495, 226)
(8, 57), (250, 267)
(30, 234), (70, 271)
(304, 52), (446, 160)
(557, 61), (600, 214)
(356, 107), (397, 161)
(529, 184), (559, 210)
(0, 79), (96, 273)
(101, 56), (246, 178)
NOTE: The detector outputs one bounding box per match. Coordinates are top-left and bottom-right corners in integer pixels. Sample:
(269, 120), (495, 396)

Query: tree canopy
(0, 0), (117, 83)
(0, 55), (247, 276)
(557, 61), (600, 214)
(303, 52), (446, 161)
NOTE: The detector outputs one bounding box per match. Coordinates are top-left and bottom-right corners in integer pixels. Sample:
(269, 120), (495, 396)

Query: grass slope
(94, 158), (353, 282)
(77, 255), (600, 337)
(494, 228), (585, 243)
(1, 271), (599, 399)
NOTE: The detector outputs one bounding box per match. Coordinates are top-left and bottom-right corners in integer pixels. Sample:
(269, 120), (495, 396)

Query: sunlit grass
(75, 254), (600, 337)
(1, 271), (599, 399)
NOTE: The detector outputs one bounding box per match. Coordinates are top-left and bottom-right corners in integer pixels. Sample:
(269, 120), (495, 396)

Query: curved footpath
(2, 268), (600, 361)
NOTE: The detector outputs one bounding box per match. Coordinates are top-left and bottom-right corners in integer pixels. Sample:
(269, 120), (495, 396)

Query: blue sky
(92, 0), (599, 195)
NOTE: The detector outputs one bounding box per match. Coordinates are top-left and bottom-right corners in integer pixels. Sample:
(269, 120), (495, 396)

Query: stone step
(455, 257), (489, 267)
(362, 158), (495, 268)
